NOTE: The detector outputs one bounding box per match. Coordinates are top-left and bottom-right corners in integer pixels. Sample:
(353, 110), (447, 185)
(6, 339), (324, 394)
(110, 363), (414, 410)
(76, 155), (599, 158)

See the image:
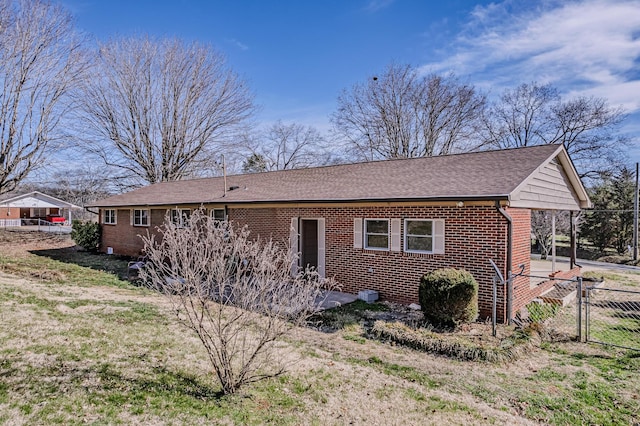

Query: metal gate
(582, 284), (640, 351)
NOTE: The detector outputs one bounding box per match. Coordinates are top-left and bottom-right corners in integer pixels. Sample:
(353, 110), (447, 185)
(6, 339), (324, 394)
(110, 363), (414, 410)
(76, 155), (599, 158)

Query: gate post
(507, 271), (513, 325)
(492, 276), (497, 337)
(577, 277), (583, 342)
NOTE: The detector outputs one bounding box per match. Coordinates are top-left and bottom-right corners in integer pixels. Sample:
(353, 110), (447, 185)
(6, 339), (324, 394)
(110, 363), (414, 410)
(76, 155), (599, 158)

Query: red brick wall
(0, 208), (20, 219)
(100, 204), (536, 321)
(230, 205), (516, 320)
(100, 209), (164, 257)
(549, 267), (581, 281)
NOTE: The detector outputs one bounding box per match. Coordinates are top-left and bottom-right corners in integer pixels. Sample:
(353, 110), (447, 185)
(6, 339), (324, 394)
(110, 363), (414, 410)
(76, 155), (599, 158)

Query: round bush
(419, 268), (478, 327)
(71, 220), (101, 252)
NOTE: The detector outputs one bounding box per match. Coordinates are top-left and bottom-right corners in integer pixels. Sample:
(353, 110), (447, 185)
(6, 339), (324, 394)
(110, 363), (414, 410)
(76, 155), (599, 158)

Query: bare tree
(480, 82), (626, 178)
(531, 210), (570, 260)
(0, 0), (85, 195)
(331, 64), (486, 161)
(139, 210), (331, 395)
(242, 121), (330, 172)
(77, 36), (254, 186)
(44, 167), (112, 220)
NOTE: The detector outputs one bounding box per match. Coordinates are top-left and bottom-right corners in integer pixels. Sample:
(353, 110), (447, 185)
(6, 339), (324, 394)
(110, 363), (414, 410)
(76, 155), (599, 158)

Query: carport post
(577, 277), (583, 342)
(634, 162), (638, 261)
(570, 211), (576, 269)
(551, 211), (556, 272)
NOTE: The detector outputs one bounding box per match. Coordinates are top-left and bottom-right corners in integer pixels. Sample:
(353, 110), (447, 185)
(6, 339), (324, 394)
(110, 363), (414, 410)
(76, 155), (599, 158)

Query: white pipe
(551, 210), (556, 272)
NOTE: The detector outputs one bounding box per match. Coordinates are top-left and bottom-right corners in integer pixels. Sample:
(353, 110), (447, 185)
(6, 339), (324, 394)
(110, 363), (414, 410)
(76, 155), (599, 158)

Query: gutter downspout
(495, 200), (513, 324)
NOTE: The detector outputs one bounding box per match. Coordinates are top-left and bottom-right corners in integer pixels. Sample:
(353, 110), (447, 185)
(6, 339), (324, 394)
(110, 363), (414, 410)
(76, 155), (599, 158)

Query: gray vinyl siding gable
(510, 159), (581, 210)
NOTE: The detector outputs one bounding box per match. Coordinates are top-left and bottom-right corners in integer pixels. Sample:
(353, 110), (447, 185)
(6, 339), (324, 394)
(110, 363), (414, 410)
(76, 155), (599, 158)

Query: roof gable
(509, 146), (591, 210)
(0, 191), (82, 209)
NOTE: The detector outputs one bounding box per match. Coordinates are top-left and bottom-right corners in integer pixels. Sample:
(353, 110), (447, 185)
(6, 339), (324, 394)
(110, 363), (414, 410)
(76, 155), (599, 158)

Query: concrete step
(539, 286), (577, 306)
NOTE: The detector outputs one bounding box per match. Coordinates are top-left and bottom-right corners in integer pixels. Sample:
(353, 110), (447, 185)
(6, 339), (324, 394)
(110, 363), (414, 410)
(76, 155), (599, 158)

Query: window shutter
(290, 217), (299, 276)
(353, 218), (363, 249)
(433, 219), (445, 254)
(390, 219), (401, 252)
(317, 218), (326, 278)
(130, 209), (133, 226)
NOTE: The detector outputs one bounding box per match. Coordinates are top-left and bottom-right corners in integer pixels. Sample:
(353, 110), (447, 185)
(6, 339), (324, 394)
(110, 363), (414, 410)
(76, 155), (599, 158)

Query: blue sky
(63, 0), (640, 160)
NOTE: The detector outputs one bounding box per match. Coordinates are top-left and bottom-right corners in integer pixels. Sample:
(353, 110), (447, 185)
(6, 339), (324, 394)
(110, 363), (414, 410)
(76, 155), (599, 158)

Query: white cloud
(225, 38), (249, 51)
(420, 0), (640, 111)
(364, 0), (395, 13)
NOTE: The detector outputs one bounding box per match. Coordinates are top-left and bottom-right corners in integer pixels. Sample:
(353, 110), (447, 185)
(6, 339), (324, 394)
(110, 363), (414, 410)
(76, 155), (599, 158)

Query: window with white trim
(211, 208), (226, 222)
(32, 208), (47, 217)
(103, 209), (116, 225)
(133, 209), (149, 227)
(170, 208), (191, 227)
(404, 219), (445, 254)
(364, 219), (389, 250)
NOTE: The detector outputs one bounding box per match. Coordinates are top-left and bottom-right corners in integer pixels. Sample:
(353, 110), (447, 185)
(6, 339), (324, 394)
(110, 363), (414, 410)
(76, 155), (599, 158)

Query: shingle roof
(90, 144), (571, 208)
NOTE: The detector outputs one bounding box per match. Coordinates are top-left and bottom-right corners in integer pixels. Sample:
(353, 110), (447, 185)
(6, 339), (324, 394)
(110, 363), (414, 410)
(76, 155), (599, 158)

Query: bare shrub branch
(139, 210), (331, 395)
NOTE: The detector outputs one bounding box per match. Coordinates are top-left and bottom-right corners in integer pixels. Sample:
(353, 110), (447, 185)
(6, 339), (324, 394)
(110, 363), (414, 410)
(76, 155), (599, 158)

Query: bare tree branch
(242, 121), (331, 172)
(480, 82), (626, 178)
(0, 0), (85, 195)
(76, 36), (255, 186)
(331, 64), (486, 161)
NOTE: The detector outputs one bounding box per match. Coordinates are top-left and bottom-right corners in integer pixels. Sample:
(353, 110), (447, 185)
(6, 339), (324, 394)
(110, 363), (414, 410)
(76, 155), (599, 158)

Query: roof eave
(88, 194), (511, 208)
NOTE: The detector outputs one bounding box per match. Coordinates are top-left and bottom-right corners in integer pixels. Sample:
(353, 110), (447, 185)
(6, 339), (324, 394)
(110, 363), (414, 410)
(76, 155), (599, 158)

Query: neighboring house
(88, 144), (591, 321)
(0, 191), (82, 226)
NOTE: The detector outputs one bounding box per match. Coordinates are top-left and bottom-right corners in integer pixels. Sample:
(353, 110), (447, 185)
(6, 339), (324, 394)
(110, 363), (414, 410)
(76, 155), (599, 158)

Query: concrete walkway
(531, 254), (640, 274)
(316, 290), (358, 310)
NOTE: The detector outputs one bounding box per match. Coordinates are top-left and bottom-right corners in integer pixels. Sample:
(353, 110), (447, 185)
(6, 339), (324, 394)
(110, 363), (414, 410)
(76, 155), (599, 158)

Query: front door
(301, 219), (318, 271)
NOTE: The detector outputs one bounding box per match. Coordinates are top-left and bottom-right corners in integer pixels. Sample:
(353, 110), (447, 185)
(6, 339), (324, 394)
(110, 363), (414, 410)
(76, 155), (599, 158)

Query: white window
(32, 208), (47, 217)
(404, 219), (445, 254)
(133, 209), (149, 227)
(364, 219), (389, 250)
(170, 208), (191, 227)
(103, 209), (116, 225)
(211, 208), (226, 222)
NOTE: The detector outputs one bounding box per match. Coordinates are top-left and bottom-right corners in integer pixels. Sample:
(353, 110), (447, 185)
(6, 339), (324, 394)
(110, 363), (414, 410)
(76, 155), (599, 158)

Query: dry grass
(0, 229), (639, 425)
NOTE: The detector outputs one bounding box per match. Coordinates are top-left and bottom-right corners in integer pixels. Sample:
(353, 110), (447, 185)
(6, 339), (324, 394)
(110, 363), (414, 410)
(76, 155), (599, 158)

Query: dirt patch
(0, 229), (74, 256)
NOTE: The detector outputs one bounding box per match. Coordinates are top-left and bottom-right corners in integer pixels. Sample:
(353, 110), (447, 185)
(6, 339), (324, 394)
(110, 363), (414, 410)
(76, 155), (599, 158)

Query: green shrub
(71, 220), (101, 252)
(419, 268), (478, 327)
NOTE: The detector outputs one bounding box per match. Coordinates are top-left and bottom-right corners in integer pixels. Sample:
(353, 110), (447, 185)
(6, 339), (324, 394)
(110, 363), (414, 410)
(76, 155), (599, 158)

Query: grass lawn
(0, 229), (639, 424)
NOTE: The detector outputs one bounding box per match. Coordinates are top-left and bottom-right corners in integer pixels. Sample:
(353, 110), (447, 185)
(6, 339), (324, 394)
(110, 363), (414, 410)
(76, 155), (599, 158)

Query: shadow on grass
(29, 246), (132, 281)
(1, 355), (224, 404)
(96, 362), (225, 400)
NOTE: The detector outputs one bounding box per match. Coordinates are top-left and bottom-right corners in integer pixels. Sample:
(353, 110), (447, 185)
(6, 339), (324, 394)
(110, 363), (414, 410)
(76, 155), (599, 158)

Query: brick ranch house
(89, 144), (591, 322)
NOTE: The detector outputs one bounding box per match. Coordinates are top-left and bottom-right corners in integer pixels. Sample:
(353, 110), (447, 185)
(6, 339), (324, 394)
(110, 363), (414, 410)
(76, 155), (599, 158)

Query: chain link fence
(584, 285), (640, 350)
(511, 275), (640, 351)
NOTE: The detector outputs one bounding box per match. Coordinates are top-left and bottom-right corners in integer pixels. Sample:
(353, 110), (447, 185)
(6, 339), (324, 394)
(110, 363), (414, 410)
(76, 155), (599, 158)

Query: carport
(0, 191), (82, 226)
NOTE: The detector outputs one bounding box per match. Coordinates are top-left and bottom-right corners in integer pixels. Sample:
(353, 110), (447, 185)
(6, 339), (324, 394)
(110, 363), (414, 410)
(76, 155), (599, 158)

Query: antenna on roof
(222, 155), (227, 198)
